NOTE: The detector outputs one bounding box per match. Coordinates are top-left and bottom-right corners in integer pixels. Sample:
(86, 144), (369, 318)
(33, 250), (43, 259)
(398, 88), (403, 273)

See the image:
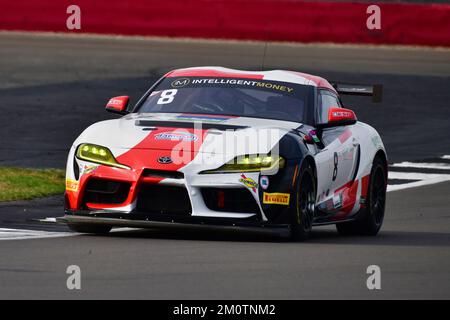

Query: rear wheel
(290, 163), (316, 241)
(336, 156), (387, 236)
(68, 223), (112, 234)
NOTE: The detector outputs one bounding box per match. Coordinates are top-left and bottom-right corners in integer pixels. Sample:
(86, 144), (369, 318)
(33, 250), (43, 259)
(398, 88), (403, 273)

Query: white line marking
(387, 175), (450, 192)
(391, 162), (450, 170)
(36, 217), (57, 223)
(111, 227), (141, 233)
(442, 155), (450, 160)
(0, 228), (76, 241)
(388, 171), (450, 180)
(387, 168), (450, 192)
(0, 226), (142, 241)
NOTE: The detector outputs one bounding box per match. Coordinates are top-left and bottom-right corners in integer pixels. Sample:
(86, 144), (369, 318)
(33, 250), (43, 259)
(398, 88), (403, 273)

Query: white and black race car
(61, 67), (387, 241)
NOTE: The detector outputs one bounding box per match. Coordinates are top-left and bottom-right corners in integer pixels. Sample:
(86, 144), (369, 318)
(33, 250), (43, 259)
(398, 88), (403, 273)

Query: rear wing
(331, 83), (383, 103)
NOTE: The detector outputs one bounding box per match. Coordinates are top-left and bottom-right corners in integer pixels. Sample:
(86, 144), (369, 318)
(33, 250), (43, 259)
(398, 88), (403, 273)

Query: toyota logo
(157, 156), (173, 164)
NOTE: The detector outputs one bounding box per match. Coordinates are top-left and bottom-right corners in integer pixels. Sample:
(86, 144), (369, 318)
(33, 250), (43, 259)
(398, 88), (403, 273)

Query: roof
(165, 66), (336, 92)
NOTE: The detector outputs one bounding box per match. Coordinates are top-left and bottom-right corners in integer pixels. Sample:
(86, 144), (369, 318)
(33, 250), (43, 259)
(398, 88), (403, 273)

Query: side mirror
(106, 96), (129, 115)
(328, 107), (357, 125)
(317, 107), (357, 128)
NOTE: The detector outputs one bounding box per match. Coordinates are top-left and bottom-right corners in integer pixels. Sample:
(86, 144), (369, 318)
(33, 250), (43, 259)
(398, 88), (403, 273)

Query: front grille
(82, 178), (131, 205)
(136, 184), (192, 215)
(142, 169), (184, 179)
(201, 188), (260, 214)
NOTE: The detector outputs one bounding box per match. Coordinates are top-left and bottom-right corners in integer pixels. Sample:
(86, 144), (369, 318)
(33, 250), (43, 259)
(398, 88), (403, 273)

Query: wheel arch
(373, 149), (388, 180)
(303, 155), (317, 181)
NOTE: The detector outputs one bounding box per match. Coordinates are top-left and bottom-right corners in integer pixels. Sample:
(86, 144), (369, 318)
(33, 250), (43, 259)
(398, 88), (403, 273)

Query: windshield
(136, 76), (314, 123)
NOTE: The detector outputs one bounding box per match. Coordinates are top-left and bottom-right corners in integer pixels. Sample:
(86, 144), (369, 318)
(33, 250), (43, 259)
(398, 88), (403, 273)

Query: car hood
(74, 113), (301, 156)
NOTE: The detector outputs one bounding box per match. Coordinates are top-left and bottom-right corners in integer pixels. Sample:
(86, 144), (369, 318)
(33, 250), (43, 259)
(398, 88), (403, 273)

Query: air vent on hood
(135, 120), (247, 131)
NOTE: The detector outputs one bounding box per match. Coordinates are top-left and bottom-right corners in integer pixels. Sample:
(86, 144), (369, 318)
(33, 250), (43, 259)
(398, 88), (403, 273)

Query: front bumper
(66, 154), (299, 227)
(59, 209), (291, 237)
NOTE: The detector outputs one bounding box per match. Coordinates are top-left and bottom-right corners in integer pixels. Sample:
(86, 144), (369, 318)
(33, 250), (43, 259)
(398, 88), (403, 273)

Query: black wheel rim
(298, 172), (315, 231)
(371, 166), (386, 226)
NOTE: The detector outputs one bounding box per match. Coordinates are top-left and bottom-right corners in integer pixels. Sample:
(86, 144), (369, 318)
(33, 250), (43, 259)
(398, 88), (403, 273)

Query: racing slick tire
(290, 162), (316, 241)
(336, 156), (387, 236)
(67, 223), (112, 234)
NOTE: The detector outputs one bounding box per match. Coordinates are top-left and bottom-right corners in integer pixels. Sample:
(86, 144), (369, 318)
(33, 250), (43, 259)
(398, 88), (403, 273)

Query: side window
(318, 91), (341, 124)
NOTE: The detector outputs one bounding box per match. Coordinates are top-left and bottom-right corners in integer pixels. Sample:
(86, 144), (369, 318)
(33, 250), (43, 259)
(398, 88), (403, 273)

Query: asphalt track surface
(0, 32), (449, 299)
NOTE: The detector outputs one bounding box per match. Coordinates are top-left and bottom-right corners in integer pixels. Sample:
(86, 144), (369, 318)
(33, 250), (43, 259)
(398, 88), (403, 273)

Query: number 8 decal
(332, 152), (338, 181)
(157, 89), (178, 105)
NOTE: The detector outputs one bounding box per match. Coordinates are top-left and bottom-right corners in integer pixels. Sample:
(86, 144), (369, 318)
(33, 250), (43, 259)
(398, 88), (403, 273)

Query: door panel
(315, 127), (359, 213)
(314, 90), (360, 215)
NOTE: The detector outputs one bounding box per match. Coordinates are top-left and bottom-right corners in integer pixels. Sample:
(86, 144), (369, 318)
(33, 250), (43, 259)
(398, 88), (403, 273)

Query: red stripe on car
(332, 180), (359, 219)
(338, 129), (352, 143)
(166, 69), (264, 79)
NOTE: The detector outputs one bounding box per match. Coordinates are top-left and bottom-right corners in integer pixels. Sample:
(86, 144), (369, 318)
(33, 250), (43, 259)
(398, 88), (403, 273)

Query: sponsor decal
(66, 179), (79, 192)
(171, 78), (190, 88)
(308, 129), (321, 143)
(338, 145), (354, 161)
(190, 78), (294, 93)
(318, 198), (338, 212)
(107, 98), (122, 105)
(239, 174), (258, 192)
(157, 156), (173, 164)
(262, 192), (290, 205)
(155, 131), (199, 142)
(79, 164), (98, 176)
(332, 110), (352, 118)
(260, 176), (269, 190)
(333, 193), (343, 209)
(371, 135), (382, 148)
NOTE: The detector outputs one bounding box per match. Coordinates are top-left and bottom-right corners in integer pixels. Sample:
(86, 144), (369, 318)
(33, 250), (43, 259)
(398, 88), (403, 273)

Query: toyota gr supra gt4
(61, 67), (387, 240)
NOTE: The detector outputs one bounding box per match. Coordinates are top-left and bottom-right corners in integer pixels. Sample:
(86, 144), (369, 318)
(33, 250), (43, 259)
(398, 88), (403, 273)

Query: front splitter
(57, 213), (290, 238)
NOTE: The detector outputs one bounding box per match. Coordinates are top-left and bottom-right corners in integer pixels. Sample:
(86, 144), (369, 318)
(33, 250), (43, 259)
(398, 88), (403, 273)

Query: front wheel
(68, 223), (112, 234)
(290, 162), (316, 241)
(336, 156), (387, 236)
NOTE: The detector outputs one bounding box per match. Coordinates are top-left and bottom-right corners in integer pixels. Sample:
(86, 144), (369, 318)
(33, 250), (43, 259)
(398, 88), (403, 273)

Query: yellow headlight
(76, 143), (129, 169)
(203, 154), (285, 174)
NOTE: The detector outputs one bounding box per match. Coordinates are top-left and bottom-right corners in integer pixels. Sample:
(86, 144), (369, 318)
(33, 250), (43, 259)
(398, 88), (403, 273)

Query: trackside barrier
(0, 0), (449, 46)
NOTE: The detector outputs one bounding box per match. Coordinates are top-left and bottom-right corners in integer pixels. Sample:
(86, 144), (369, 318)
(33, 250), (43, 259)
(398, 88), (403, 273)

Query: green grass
(0, 167), (65, 202)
